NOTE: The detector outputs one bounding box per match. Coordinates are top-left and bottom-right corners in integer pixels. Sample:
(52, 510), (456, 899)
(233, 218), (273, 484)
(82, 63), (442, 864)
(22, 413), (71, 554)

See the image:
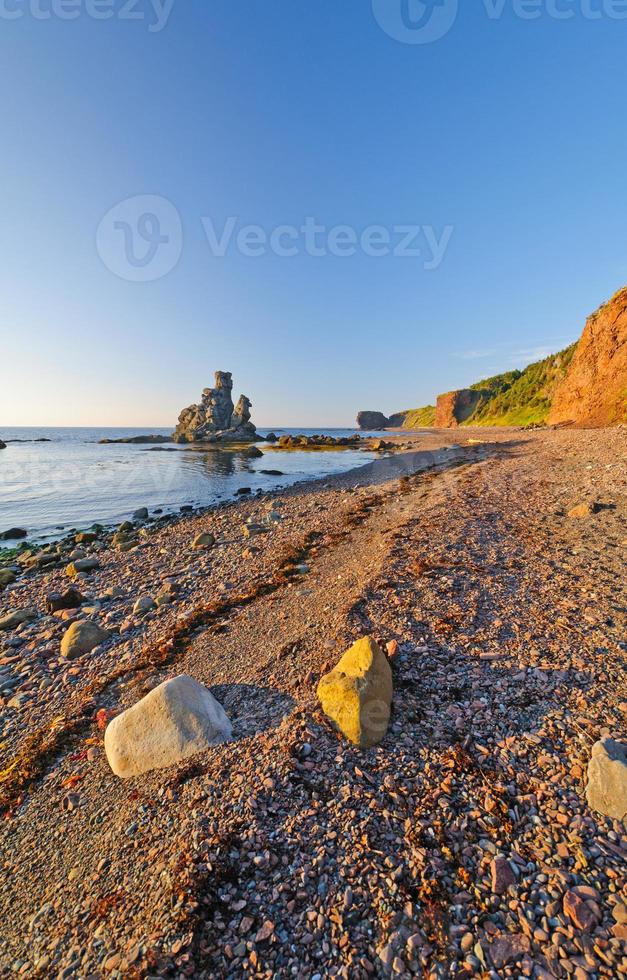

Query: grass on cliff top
(469, 369), (522, 394)
(463, 343), (578, 427)
(401, 405), (436, 428)
(396, 342), (578, 429)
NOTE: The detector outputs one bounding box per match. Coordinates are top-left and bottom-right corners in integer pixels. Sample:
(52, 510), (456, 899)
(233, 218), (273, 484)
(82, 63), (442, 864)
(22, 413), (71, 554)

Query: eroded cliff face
(434, 389), (485, 428)
(549, 288), (627, 426)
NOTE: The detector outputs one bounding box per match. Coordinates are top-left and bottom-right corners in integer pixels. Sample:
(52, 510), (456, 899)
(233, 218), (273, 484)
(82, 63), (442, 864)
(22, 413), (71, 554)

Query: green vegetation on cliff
(395, 344), (578, 428)
(466, 344), (577, 426)
(399, 405), (436, 428)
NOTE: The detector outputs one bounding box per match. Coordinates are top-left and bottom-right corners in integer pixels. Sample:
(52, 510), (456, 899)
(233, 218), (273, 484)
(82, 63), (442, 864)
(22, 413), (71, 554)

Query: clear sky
(1, 0), (626, 427)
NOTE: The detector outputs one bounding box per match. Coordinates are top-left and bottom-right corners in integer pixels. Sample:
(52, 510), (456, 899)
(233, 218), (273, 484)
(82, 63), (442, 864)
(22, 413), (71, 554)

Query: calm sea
(0, 426), (386, 541)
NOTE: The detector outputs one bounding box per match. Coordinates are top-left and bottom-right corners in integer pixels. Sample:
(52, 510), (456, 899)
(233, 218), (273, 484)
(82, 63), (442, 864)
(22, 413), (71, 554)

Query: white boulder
(133, 595), (156, 617)
(104, 674), (231, 778)
(586, 737), (627, 821)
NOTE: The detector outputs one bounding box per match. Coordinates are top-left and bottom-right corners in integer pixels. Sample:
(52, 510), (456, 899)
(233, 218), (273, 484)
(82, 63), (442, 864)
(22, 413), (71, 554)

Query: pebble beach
(0, 427), (625, 979)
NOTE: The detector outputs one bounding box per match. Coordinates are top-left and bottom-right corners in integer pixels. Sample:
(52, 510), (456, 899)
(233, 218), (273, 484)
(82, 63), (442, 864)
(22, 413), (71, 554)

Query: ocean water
(0, 426), (386, 541)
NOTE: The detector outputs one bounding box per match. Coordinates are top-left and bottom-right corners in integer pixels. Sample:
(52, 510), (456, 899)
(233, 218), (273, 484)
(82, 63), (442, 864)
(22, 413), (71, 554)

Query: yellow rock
(192, 531), (215, 550)
(316, 637), (392, 748)
(568, 502), (596, 519)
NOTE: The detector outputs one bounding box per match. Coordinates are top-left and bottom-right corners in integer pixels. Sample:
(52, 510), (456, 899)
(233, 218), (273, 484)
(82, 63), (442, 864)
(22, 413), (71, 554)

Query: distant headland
(358, 285), (627, 429)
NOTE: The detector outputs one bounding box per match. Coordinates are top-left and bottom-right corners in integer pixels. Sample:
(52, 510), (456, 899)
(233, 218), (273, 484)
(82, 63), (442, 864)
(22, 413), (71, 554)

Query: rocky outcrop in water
(0, 440), (5, 450)
(276, 434), (362, 449)
(357, 411), (391, 430)
(99, 435), (173, 445)
(549, 287), (627, 426)
(357, 411), (409, 430)
(173, 371), (257, 444)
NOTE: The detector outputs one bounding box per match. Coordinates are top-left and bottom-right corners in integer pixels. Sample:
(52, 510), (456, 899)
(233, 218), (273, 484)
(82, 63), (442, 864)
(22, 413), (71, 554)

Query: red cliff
(549, 288), (627, 427)
(435, 389), (485, 428)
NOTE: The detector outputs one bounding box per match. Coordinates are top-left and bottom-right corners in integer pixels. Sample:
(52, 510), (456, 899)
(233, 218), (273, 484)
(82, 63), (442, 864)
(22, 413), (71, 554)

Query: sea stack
(173, 371), (257, 443)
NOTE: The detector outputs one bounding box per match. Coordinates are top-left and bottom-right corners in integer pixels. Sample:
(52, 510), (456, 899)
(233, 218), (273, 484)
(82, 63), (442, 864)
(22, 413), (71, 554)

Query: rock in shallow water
(173, 370), (257, 443)
(317, 637), (392, 748)
(586, 737), (627, 821)
(0, 527), (27, 540)
(104, 674), (232, 778)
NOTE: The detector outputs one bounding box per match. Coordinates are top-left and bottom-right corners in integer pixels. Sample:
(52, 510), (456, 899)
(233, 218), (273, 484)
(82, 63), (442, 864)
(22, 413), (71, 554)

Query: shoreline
(0, 433), (399, 548)
(0, 449), (387, 553)
(0, 427), (625, 977)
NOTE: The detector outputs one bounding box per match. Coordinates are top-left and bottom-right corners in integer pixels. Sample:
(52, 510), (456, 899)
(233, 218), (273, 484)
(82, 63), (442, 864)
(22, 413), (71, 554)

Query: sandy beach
(0, 428), (625, 978)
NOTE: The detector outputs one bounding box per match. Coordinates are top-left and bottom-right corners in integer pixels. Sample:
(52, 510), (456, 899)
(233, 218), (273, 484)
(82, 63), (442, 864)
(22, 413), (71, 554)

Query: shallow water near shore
(0, 426), (386, 541)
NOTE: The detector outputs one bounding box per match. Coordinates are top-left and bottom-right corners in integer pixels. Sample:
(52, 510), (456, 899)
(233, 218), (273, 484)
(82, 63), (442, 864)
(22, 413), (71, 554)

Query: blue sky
(1, 0), (626, 426)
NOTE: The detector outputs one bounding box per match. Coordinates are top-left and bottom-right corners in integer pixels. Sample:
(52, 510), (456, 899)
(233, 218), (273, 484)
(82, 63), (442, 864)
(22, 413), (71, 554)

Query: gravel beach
(0, 427), (625, 979)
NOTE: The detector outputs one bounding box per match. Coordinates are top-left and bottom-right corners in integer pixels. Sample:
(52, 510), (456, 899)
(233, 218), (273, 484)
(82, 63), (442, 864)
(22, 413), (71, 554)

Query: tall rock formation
(173, 371), (257, 443)
(549, 287), (627, 426)
(357, 411), (391, 430)
(435, 389), (485, 428)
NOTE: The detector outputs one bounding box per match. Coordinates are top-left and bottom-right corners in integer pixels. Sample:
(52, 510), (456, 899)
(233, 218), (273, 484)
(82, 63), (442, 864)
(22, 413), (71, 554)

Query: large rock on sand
(317, 637), (392, 748)
(192, 531), (215, 550)
(0, 607), (38, 631)
(586, 737), (627, 821)
(104, 674), (232, 778)
(0, 569), (17, 588)
(65, 558), (100, 578)
(60, 620), (109, 659)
